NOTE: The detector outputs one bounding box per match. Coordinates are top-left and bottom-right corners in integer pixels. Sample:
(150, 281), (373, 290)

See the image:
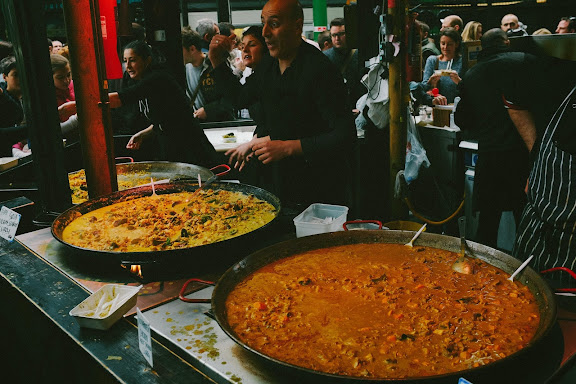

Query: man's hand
(193, 107), (207, 120)
(225, 141), (254, 171)
(252, 139), (302, 164)
(432, 95), (447, 105)
(208, 34), (235, 68)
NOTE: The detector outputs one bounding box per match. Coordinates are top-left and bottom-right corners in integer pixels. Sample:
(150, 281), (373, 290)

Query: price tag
(0, 206), (21, 242)
(137, 308), (154, 367)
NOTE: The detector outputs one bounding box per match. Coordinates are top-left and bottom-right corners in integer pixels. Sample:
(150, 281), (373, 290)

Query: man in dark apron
(507, 82), (576, 288)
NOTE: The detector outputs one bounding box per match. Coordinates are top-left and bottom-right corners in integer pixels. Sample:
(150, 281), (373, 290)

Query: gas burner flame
(122, 264), (143, 279)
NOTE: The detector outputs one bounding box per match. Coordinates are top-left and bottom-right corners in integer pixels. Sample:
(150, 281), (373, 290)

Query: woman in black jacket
(109, 40), (218, 167)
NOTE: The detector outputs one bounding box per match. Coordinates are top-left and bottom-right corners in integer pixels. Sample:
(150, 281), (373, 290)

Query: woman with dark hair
(107, 40), (217, 166)
(421, 27), (463, 103)
(226, 26), (272, 170)
(50, 53), (75, 110)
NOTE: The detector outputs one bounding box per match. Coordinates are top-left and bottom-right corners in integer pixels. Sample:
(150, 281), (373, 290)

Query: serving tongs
(451, 217), (474, 274)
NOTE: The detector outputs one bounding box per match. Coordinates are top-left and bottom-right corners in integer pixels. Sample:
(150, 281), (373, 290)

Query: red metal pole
(62, 0), (118, 199)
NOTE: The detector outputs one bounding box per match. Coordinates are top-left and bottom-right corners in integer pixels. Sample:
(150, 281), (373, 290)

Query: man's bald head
(261, 0), (304, 61)
(441, 15), (463, 32)
(501, 14), (519, 32)
(481, 28), (510, 50)
(264, 0), (303, 24)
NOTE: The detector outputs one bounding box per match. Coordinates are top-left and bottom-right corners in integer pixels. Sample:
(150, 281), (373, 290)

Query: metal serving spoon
(451, 217), (474, 274)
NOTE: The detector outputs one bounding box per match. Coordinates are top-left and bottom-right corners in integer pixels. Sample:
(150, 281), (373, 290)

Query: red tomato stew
(225, 243), (540, 379)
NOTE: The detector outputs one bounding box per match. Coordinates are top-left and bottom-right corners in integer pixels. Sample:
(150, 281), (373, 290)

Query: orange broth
(225, 243), (540, 379)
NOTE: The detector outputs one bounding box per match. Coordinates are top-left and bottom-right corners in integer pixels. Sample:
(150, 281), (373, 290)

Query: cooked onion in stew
(225, 243), (540, 379)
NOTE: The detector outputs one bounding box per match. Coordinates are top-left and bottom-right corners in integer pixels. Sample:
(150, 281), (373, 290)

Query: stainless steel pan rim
(211, 230), (557, 383)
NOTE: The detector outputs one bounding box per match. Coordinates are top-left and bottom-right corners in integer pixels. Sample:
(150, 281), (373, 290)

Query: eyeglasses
(331, 32), (346, 38)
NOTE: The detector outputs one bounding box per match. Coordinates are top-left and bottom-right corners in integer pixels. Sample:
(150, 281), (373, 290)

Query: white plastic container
(69, 284), (141, 330)
(293, 203), (349, 238)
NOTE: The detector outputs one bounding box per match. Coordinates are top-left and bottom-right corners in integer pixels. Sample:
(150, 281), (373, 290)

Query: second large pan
(51, 181), (281, 266)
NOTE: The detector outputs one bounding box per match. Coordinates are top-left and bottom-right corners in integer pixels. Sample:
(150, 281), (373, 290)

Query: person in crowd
(0, 56), (41, 157)
(503, 54), (576, 288)
(217, 22), (243, 78)
(48, 38), (53, 53)
(217, 22), (235, 39)
(105, 40), (218, 166)
(181, 27), (236, 122)
(323, 17), (366, 115)
(421, 27), (463, 104)
(418, 20), (440, 63)
(209, 0), (356, 208)
(50, 54), (74, 111)
(317, 30), (332, 51)
(455, 28), (533, 248)
(58, 45), (71, 61)
(51, 40), (63, 54)
(0, 40), (14, 82)
(555, 16), (576, 34)
(226, 25), (271, 169)
(501, 14), (528, 37)
(0, 56), (24, 128)
(461, 21), (483, 42)
(441, 15), (463, 32)
(196, 18), (220, 52)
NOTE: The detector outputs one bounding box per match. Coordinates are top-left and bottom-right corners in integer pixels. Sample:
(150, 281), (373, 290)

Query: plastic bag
(354, 93), (368, 138)
(404, 111), (430, 184)
(360, 61), (389, 129)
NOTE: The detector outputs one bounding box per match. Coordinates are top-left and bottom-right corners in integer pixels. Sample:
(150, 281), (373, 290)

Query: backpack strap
(341, 49), (357, 75)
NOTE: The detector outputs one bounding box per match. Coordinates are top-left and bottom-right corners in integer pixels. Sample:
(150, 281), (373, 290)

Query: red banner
(99, 0), (123, 79)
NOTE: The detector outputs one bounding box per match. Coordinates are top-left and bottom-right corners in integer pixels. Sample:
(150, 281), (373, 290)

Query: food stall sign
(0, 206), (21, 242)
(137, 308), (154, 367)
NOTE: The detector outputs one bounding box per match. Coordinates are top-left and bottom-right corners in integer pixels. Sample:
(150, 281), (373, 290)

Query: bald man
(209, 0), (355, 208)
(455, 28), (535, 248)
(501, 14), (527, 36)
(441, 15), (463, 32)
(500, 14), (519, 32)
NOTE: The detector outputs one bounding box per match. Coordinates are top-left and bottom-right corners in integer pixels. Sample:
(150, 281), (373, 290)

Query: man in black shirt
(209, 0), (355, 208)
(455, 28), (533, 248)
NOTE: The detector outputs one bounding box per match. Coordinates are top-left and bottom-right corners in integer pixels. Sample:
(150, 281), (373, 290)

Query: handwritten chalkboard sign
(0, 206), (21, 241)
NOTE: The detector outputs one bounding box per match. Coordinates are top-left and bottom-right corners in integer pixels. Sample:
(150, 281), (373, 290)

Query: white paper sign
(137, 307), (153, 367)
(0, 206), (21, 241)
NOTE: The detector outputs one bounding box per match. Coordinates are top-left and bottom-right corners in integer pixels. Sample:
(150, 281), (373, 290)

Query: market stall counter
(3, 216), (576, 383)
